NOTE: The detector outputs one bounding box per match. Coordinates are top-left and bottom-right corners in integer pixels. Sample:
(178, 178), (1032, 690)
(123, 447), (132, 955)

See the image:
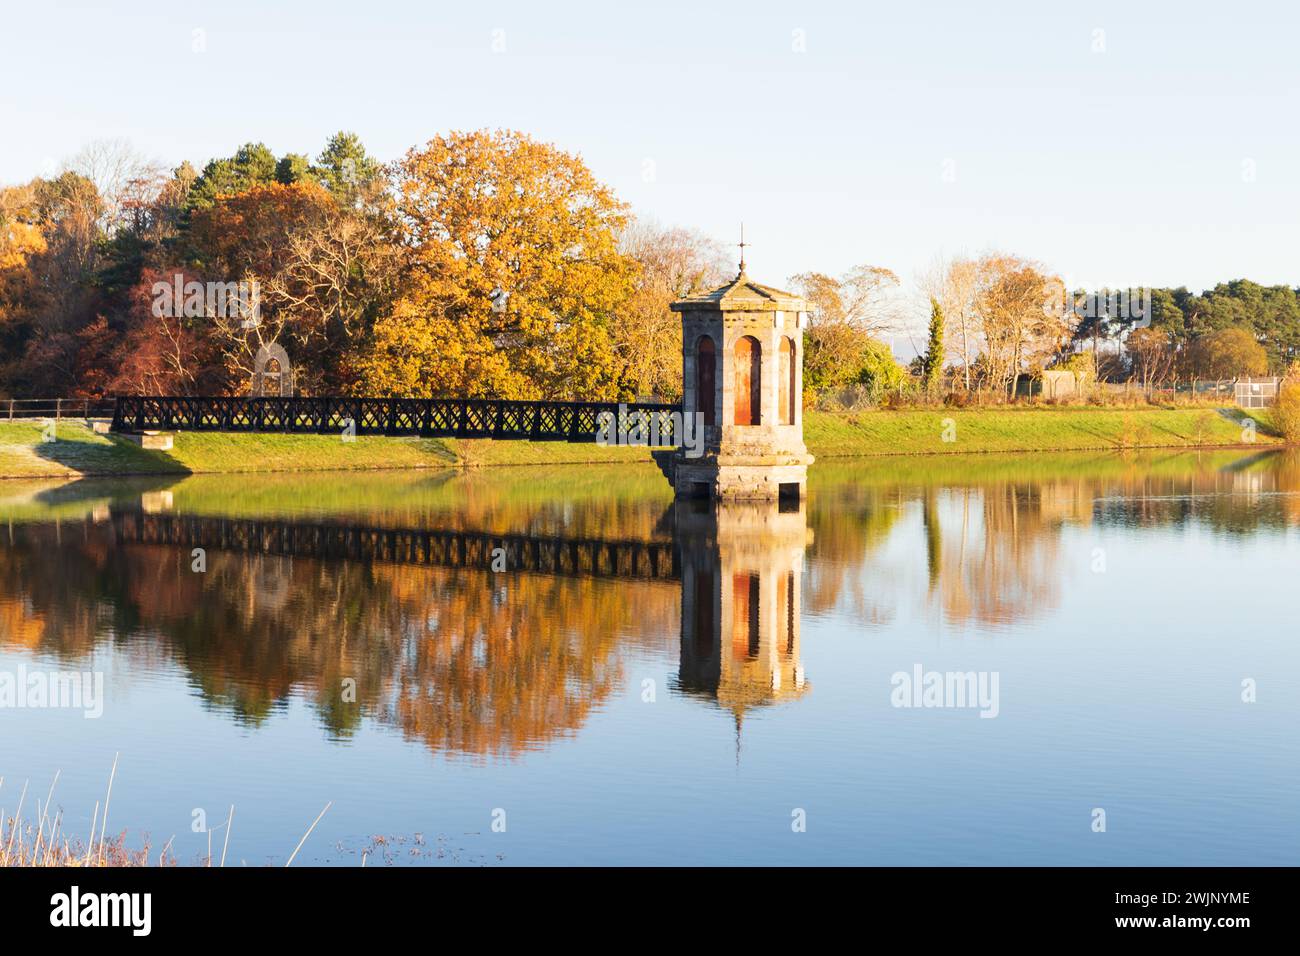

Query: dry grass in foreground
(0, 758), (162, 867)
(1, 757), (331, 867)
(1, 817), (160, 867)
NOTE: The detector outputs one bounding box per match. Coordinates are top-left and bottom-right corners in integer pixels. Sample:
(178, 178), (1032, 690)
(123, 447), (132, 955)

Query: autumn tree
(1, 132), (398, 398)
(31, 172), (103, 331)
(789, 264), (900, 338)
(975, 258), (1071, 396)
(66, 139), (165, 232)
(613, 218), (729, 400)
(1188, 327), (1268, 379)
(0, 173), (106, 393)
(919, 256), (988, 391)
(121, 134), (390, 394)
(73, 305), (215, 398)
(186, 181), (338, 390)
(789, 264), (901, 391)
(1126, 326), (1175, 391)
(356, 129), (636, 399)
(1272, 362), (1300, 443)
(265, 179), (404, 390)
(97, 161), (194, 305)
(0, 184), (51, 382)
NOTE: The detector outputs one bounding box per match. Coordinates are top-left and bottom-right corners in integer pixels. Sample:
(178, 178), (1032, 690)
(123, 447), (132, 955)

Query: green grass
(811, 446), (1285, 490)
(0, 421), (175, 478)
(0, 406), (1283, 480)
(803, 406), (1279, 458)
(0, 420), (466, 478)
(0, 420), (657, 479)
(441, 436), (655, 467)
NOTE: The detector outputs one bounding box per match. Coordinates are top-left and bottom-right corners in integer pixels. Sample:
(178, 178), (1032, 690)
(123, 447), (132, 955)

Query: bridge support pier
(120, 431), (174, 451)
(673, 456), (809, 502)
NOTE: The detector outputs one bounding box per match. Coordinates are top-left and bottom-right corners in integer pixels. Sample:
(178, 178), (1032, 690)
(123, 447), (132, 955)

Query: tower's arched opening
(779, 336), (796, 426)
(696, 335), (716, 427)
(734, 335), (761, 426)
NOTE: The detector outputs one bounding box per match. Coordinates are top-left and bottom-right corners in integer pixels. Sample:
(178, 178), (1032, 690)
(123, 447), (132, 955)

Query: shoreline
(0, 406), (1285, 481)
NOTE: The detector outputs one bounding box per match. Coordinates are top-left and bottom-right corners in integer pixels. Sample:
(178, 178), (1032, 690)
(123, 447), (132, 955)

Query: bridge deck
(112, 396), (682, 443)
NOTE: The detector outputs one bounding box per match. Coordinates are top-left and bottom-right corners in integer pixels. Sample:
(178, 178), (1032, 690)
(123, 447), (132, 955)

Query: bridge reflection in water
(76, 496), (812, 752)
(111, 511), (681, 581)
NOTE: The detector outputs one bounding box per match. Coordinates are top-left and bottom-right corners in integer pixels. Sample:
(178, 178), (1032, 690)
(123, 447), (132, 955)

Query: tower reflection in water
(674, 497), (811, 734)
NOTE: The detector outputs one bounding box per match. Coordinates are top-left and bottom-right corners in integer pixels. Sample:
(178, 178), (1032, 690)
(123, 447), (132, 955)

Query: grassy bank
(804, 405), (1278, 458)
(0, 419), (659, 479)
(0, 406), (1281, 479)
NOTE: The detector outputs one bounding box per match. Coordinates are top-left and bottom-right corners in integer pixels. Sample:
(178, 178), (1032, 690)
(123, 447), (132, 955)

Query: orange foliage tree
(356, 129), (636, 399)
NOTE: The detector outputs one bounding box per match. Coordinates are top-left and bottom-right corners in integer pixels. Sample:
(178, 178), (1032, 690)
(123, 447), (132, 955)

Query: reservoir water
(2, 449), (1297, 865)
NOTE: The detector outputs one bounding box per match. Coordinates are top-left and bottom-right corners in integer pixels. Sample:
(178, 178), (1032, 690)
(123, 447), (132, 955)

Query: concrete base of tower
(673, 453), (813, 501)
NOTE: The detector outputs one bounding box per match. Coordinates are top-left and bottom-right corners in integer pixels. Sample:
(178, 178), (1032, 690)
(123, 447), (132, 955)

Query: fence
(1234, 377), (1280, 409)
(1, 398), (116, 421)
(817, 376), (1280, 409)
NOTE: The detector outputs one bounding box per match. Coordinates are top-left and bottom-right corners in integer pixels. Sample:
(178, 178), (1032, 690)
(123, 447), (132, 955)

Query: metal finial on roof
(737, 222), (749, 276)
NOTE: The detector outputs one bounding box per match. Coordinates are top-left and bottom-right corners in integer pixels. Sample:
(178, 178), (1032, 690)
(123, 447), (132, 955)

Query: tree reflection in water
(804, 450), (1300, 629)
(2, 449), (1297, 757)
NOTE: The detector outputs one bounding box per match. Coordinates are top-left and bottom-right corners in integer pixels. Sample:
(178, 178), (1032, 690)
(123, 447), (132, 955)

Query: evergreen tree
(313, 132), (382, 200)
(275, 153), (314, 185)
(186, 143), (279, 211)
(922, 296), (945, 391)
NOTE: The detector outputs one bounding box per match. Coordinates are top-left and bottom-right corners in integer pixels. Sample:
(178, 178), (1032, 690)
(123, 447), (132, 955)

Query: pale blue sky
(3, 0), (1298, 321)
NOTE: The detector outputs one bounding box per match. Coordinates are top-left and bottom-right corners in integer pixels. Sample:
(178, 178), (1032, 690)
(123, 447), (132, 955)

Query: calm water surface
(2, 450), (1298, 865)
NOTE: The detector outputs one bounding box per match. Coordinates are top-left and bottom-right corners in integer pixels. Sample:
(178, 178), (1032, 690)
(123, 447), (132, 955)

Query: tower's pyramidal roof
(671, 268), (807, 313)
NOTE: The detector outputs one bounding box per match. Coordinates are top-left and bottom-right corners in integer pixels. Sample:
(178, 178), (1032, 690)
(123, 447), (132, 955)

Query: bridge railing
(112, 395), (683, 444)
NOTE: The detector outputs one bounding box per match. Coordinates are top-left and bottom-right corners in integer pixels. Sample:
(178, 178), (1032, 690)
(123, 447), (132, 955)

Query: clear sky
(3, 0), (1298, 327)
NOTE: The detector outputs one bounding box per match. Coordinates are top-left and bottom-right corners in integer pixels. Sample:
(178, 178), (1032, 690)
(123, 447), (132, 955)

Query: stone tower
(670, 260), (814, 500)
